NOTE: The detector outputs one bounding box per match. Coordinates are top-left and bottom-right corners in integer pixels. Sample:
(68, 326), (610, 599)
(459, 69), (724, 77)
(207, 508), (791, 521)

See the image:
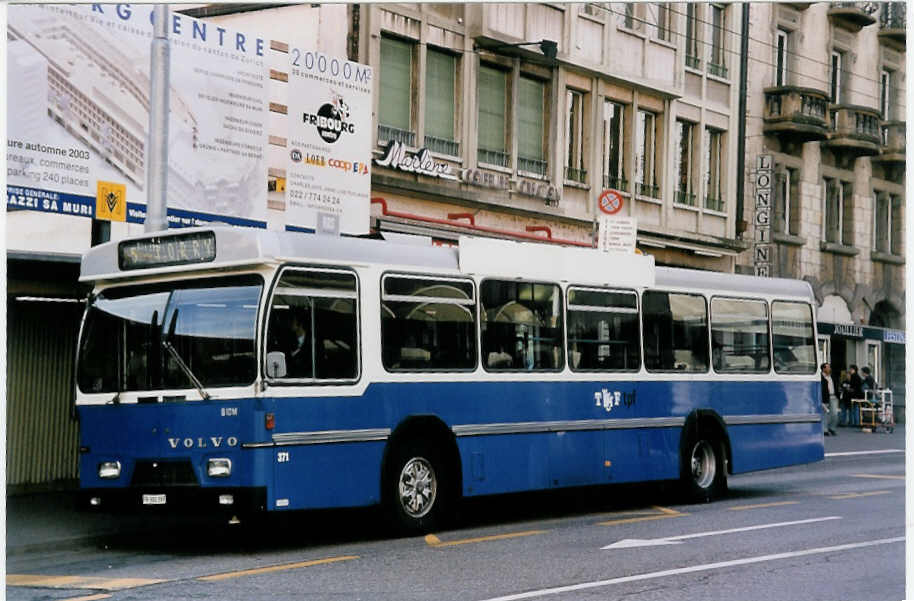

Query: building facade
(740, 1), (906, 419)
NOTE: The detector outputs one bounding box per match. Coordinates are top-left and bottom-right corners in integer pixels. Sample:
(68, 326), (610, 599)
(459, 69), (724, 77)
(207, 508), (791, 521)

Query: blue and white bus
(75, 226), (824, 531)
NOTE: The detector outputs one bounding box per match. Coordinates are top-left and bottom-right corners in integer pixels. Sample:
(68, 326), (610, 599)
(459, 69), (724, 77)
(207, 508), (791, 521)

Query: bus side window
(643, 291), (708, 373)
(771, 301), (816, 374)
(710, 297), (771, 373)
(265, 268), (359, 382)
(481, 280), (563, 372)
(566, 287), (640, 372)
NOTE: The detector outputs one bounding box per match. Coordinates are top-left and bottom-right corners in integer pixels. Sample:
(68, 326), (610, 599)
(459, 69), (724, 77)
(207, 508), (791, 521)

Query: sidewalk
(5, 424), (905, 556)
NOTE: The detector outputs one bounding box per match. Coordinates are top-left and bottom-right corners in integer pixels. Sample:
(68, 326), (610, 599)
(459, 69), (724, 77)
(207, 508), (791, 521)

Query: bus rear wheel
(681, 435), (726, 503)
(385, 440), (449, 534)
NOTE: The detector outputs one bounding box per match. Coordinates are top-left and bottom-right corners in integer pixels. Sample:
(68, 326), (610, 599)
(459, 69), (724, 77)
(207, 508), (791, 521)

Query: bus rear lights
(90, 497), (102, 507)
(265, 412), (275, 430)
(98, 461), (121, 479)
(219, 494), (234, 506)
(207, 458), (232, 477)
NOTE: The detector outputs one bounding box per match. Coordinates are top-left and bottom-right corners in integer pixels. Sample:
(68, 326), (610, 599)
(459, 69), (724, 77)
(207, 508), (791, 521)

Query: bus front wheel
(385, 440), (449, 534)
(681, 435), (726, 503)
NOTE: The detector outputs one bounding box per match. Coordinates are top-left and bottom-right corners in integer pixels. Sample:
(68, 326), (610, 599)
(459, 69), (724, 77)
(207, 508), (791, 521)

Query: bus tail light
(265, 412), (275, 430)
(98, 461), (121, 479)
(207, 458), (232, 478)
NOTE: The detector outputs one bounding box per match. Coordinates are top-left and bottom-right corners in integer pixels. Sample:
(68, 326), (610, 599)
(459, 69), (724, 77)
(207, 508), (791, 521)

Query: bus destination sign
(118, 231), (217, 271)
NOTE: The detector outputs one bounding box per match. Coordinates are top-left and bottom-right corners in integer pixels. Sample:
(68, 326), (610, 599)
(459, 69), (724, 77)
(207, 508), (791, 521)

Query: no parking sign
(598, 189), (624, 215)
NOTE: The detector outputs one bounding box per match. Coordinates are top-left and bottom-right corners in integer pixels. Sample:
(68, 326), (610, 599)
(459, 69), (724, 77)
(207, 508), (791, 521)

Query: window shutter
(477, 66), (506, 152)
(517, 77), (545, 161)
(425, 50), (456, 141)
(379, 37), (412, 131)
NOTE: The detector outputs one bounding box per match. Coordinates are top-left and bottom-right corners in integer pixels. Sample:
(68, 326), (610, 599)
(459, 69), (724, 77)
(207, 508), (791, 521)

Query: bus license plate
(142, 494), (166, 505)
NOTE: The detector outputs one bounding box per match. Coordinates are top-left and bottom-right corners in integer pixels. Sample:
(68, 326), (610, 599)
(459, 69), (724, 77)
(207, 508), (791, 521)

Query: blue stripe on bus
(77, 379), (823, 511)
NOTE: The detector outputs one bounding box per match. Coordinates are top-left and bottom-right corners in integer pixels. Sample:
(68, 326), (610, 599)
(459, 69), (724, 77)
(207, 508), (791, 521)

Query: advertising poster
(286, 48), (373, 235)
(6, 4), (270, 228)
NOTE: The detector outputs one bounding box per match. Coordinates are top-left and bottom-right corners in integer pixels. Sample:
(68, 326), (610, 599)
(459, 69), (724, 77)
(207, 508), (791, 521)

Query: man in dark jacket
(821, 363), (837, 436)
(845, 364), (863, 426)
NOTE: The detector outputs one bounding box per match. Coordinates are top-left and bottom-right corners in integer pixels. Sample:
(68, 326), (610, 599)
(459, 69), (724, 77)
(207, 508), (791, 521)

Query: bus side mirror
(266, 351), (287, 379)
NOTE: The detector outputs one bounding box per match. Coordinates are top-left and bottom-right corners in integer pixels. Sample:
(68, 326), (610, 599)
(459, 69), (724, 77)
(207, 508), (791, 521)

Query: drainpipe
(735, 3), (750, 239)
(145, 4), (171, 233)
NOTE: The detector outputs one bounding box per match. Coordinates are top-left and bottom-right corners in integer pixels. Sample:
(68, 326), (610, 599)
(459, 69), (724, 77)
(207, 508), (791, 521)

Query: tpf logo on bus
(594, 389), (636, 413)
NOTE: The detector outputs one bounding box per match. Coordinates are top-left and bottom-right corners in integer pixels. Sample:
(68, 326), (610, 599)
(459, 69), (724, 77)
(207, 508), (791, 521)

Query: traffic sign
(598, 189), (624, 215)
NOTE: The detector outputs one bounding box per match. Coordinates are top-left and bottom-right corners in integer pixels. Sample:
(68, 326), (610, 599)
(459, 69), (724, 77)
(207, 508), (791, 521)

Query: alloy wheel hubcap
(399, 457), (437, 518)
(690, 440), (716, 489)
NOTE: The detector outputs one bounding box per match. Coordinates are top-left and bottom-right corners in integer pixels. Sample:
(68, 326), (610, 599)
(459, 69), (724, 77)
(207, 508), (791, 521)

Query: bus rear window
(771, 301), (816, 374)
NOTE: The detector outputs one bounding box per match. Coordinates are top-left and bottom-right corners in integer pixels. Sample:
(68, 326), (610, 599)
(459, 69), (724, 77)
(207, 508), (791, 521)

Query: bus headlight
(98, 461), (121, 479)
(207, 458), (232, 478)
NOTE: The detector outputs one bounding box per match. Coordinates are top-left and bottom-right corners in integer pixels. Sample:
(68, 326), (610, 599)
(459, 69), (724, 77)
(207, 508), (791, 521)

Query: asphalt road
(7, 443), (906, 601)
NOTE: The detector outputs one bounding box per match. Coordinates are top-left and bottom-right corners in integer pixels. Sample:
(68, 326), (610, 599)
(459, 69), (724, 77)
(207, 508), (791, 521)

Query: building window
(623, 3), (643, 30)
(635, 110), (658, 198)
(774, 168), (799, 236)
(602, 100), (626, 191)
(517, 76), (547, 177)
(704, 128), (724, 211)
(565, 89), (586, 183)
(830, 50), (843, 104)
(674, 120), (696, 206)
(880, 69), (892, 120)
(708, 4), (728, 78)
(685, 4), (701, 69)
(874, 192), (903, 255)
(775, 29), (789, 87)
(823, 177), (853, 245)
(425, 49), (458, 156)
(653, 3), (672, 41)
(379, 36), (415, 146)
(477, 65), (509, 167)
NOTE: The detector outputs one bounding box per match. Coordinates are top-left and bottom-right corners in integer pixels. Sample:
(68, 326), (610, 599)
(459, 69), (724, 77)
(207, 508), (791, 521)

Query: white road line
(479, 537), (904, 601)
(602, 516), (841, 549)
(825, 450), (904, 457)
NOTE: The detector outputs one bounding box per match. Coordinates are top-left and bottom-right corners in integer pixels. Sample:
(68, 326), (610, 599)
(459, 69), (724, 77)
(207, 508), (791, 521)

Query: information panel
(7, 4), (270, 228)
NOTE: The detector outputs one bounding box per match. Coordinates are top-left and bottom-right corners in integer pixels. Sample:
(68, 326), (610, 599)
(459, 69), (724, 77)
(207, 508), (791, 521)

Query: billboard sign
(286, 49), (373, 235)
(6, 4), (270, 228)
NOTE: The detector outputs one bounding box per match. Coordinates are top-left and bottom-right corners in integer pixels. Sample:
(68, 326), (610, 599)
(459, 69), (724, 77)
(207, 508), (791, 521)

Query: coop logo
(303, 92), (354, 143)
(168, 436), (239, 449)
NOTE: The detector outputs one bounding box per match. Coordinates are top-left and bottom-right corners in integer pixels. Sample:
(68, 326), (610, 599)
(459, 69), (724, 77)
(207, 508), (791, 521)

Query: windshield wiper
(162, 308), (211, 401)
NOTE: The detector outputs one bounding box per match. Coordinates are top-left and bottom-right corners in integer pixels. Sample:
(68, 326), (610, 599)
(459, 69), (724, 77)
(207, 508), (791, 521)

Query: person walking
(820, 362), (838, 436)
(846, 364), (863, 427)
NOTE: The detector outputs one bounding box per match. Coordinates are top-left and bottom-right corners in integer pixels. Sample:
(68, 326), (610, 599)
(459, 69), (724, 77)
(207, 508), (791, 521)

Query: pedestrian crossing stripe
(6, 574), (167, 590)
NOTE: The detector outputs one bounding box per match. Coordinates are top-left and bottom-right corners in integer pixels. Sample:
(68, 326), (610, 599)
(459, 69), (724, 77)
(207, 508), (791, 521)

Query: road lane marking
(727, 501), (799, 511)
(851, 473), (905, 480)
(426, 530), (547, 548)
(6, 575), (166, 590)
(652, 505), (681, 515)
(825, 450), (903, 457)
(830, 490), (892, 500)
(197, 555), (358, 582)
(597, 506), (687, 527)
(602, 515), (841, 549)
(480, 537), (904, 601)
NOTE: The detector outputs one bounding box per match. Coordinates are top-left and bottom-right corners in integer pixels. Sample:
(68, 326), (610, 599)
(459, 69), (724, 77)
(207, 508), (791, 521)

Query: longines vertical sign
(754, 155), (773, 277)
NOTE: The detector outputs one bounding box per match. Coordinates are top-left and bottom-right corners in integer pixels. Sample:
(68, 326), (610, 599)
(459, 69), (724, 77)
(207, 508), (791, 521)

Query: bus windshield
(77, 275), (263, 394)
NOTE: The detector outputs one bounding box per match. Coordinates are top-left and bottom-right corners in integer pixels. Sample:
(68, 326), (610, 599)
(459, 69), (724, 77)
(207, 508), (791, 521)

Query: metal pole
(735, 3), (750, 240)
(145, 4), (171, 232)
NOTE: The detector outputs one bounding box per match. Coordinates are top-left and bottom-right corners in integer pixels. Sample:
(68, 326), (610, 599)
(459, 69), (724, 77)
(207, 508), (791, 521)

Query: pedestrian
(838, 369), (850, 426)
(846, 364), (863, 427)
(820, 362), (838, 436)
(861, 366), (876, 392)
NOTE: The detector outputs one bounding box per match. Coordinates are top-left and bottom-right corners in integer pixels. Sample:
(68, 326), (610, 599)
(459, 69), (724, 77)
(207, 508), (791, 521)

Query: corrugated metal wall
(7, 299), (83, 489)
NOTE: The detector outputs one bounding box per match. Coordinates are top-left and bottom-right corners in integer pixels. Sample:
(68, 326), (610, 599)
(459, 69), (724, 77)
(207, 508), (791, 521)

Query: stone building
(740, 2), (906, 418)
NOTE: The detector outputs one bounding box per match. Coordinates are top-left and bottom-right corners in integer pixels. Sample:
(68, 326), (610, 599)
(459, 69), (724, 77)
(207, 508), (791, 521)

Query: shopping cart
(858, 389), (895, 434)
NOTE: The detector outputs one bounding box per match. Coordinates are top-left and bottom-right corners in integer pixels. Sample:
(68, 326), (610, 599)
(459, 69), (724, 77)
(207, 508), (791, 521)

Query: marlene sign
(6, 4), (270, 228)
(374, 141), (457, 180)
(286, 49), (373, 235)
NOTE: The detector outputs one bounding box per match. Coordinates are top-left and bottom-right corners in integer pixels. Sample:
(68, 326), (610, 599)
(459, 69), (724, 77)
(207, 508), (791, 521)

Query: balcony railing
(602, 175), (628, 192)
(477, 147), (510, 168)
(823, 105), (882, 156)
(707, 62), (728, 79)
(827, 2), (877, 31)
(685, 55), (701, 70)
(636, 182), (660, 199)
(763, 86), (830, 142)
(704, 196), (724, 212)
(424, 135), (460, 157)
(675, 191), (696, 206)
(873, 120), (905, 165)
(879, 2), (906, 46)
(378, 125), (416, 147)
(518, 156), (548, 177)
(564, 166), (587, 183)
